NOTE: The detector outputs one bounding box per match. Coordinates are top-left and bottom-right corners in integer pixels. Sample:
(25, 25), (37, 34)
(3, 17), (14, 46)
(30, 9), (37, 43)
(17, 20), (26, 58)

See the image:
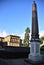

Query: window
(10, 38), (19, 43)
(10, 39), (15, 43)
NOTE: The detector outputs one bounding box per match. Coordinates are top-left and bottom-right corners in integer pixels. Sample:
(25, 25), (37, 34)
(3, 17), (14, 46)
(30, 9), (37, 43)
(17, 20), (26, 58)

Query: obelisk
(29, 1), (42, 61)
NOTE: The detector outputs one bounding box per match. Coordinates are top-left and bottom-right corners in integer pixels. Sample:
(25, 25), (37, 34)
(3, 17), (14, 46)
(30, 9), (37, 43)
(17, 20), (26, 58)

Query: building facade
(0, 35), (22, 47)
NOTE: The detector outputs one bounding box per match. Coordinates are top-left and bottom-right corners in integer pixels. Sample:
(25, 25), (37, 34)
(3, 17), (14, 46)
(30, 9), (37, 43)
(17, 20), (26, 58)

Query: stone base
(28, 54), (42, 61)
(25, 55), (44, 65)
(24, 59), (44, 65)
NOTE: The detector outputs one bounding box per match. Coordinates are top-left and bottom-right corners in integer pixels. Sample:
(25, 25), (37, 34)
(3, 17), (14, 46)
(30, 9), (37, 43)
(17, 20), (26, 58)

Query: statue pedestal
(28, 41), (42, 61)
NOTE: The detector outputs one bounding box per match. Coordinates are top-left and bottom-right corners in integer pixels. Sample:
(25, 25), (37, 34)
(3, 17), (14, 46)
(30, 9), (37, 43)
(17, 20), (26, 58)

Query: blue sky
(0, 0), (44, 36)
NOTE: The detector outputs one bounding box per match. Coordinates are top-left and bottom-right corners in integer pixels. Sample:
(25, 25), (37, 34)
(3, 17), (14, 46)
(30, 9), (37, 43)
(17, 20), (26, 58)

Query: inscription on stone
(36, 44), (39, 53)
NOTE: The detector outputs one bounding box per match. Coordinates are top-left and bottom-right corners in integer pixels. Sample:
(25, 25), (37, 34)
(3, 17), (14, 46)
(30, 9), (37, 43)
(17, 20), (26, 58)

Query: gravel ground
(0, 55), (44, 65)
(0, 58), (31, 65)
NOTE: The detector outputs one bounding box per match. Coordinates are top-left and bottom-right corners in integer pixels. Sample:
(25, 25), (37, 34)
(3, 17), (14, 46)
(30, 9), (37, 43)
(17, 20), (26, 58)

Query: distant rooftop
(1, 35), (20, 38)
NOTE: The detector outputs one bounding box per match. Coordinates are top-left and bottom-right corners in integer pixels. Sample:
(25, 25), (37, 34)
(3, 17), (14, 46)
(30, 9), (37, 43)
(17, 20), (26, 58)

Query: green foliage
(25, 27), (30, 33)
(41, 36), (44, 40)
(24, 33), (29, 41)
(23, 42), (29, 47)
(40, 39), (43, 44)
(40, 50), (44, 54)
(23, 27), (30, 47)
(40, 36), (44, 44)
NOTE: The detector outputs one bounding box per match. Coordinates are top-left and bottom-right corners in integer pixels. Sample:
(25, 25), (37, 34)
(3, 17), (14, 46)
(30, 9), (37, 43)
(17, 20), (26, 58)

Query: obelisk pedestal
(28, 1), (42, 62)
(29, 41), (42, 61)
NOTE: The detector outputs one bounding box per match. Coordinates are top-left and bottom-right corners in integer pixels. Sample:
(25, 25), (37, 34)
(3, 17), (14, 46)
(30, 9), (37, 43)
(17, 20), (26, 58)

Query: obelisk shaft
(31, 1), (39, 40)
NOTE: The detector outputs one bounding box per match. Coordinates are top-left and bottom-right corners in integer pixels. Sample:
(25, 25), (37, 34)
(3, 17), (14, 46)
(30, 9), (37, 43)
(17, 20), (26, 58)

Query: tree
(40, 36), (44, 44)
(23, 27), (30, 47)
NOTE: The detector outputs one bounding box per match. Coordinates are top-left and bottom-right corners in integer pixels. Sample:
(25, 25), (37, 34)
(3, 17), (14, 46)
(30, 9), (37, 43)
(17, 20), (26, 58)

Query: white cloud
(0, 31), (8, 37)
(19, 32), (25, 39)
(39, 31), (44, 38)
